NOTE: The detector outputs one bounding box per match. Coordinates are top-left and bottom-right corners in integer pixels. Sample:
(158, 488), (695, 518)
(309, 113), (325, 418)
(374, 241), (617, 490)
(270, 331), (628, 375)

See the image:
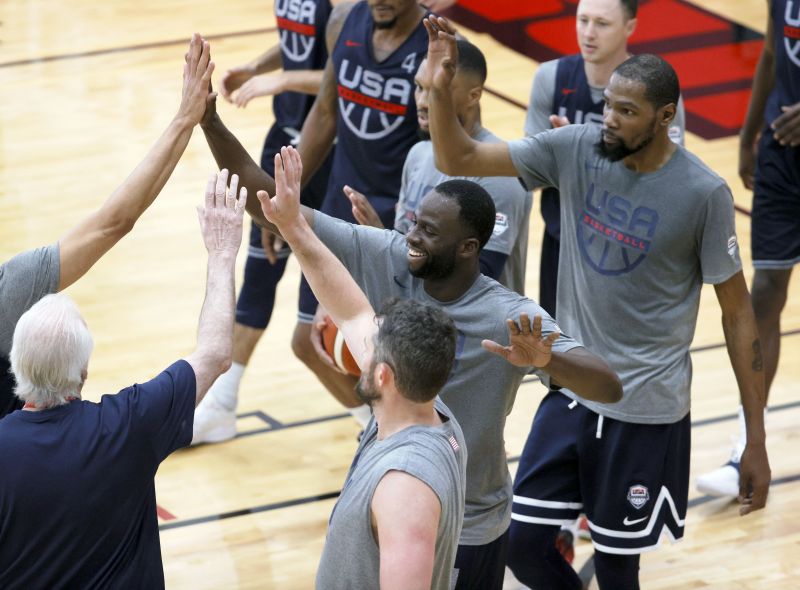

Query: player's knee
(751, 270), (790, 319)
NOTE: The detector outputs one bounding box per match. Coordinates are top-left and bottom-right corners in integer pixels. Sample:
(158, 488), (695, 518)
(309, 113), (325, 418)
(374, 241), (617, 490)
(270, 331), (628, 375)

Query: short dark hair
(614, 53), (680, 110)
(456, 40), (487, 85)
(619, 0), (638, 19)
(434, 179), (495, 249)
(374, 298), (457, 402)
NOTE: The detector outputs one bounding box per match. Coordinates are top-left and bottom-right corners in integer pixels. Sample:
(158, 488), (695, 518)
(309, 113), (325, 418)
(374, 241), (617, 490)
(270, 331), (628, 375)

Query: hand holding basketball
(482, 313), (559, 368)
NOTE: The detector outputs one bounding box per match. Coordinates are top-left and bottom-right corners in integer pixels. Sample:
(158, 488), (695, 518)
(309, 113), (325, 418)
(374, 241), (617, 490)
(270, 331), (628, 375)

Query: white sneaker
(191, 395), (236, 445)
(696, 460), (740, 497)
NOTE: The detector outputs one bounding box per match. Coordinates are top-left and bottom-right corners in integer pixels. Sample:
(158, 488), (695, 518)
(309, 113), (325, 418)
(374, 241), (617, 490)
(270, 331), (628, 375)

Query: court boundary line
(0, 27), (278, 69)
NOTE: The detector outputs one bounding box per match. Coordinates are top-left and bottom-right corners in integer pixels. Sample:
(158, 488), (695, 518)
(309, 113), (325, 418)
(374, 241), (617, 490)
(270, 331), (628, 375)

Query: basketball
(321, 315), (361, 377)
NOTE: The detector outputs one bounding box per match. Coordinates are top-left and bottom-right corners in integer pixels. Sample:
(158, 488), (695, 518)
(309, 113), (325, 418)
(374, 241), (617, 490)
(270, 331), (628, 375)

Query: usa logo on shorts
(627, 485), (650, 509)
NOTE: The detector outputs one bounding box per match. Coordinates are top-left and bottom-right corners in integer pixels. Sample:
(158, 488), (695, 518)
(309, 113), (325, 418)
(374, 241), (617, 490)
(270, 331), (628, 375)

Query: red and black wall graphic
(447, 0), (764, 139)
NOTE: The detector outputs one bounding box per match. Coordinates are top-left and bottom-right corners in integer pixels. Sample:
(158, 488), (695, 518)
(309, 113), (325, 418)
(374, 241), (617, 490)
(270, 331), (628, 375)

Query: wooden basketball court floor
(1, 0), (798, 587)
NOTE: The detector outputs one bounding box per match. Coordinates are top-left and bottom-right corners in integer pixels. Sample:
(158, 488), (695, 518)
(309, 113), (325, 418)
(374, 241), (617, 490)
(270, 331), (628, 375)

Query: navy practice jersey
(766, 0), (800, 124)
(274, 0), (332, 130)
(541, 54), (604, 237)
(324, 1), (428, 225)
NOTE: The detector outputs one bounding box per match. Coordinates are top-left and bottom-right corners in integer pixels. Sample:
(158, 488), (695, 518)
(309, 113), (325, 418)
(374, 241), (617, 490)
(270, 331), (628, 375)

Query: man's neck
(373, 398), (442, 441)
(372, 5), (426, 55)
(584, 50), (631, 88)
(622, 135), (678, 173)
(422, 264), (481, 302)
(463, 108), (483, 139)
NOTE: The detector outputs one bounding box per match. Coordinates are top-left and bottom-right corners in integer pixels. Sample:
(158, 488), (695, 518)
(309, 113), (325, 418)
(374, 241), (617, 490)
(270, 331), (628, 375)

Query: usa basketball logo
(785, 1), (800, 68)
(337, 58), (414, 140)
(577, 182), (660, 276)
(276, 0), (317, 63)
(627, 485), (650, 510)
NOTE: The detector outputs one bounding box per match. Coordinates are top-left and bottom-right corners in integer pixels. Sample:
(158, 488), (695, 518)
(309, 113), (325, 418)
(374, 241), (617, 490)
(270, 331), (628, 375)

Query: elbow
(588, 371), (623, 404)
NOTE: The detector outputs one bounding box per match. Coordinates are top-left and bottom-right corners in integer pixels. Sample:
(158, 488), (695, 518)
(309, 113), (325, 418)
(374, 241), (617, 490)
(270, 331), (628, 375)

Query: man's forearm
(297, 98), (337, 187)
(721, 306), (767, 444)
(251, 44), (283, 74)
(428, 87), (479, 175)
(740, 46), (775, 145)
(545, 348), (622, 404)
(200, 113), (276, 226)
(191, 252), (237, 399)
(281, 70), (326, 95)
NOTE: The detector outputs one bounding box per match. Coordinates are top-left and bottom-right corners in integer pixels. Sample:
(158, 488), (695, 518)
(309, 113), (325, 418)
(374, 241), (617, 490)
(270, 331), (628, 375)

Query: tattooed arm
(714, 270), (771, 515)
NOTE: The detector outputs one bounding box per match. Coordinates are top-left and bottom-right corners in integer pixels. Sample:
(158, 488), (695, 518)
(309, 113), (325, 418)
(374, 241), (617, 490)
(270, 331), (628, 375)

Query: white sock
(207, 362), (245, 411)
(348, 404), (373, 428)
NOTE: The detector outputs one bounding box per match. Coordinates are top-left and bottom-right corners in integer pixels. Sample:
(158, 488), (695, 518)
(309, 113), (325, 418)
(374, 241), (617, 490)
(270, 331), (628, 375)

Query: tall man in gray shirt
(525, 0), (685, 317)
(423, 15), (770, 589)
(258, 146), (467, 590)
(197, 88), (622, 587)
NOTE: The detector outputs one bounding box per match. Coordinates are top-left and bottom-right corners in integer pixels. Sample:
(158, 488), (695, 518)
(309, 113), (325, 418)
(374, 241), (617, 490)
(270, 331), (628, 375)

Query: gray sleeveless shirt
(316, 398), (467, 589)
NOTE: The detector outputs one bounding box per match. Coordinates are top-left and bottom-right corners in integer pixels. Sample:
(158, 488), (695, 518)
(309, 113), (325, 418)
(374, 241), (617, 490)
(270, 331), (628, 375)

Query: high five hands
(482, 314), (559, 368)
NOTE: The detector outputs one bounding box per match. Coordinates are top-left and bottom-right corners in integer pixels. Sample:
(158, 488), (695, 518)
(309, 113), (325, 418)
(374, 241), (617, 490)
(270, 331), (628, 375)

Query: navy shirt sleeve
(105, 360), (197, 463)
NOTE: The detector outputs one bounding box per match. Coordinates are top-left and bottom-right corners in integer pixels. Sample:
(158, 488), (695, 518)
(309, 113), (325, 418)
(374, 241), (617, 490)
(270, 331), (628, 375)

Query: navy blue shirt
(766, 0), (800, 124)
(542, 54), (604, 239)
(0, 360), (196, 589)
(322, 1), (428, 227)
(274, 0), (332, 130)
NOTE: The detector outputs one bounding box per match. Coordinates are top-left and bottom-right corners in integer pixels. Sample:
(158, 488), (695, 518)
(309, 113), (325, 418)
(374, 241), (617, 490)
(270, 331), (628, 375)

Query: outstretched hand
(421, 15), (459, 92)
(344, 185), (384, 228)
(482, 313), (559, 368)
(257, 146), (305, 236)
(180, 33), (217, 126)
(198, 169), (247, 257)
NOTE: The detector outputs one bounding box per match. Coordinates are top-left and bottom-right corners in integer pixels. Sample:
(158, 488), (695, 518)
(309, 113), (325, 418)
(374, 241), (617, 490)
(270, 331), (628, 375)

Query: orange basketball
(321, 315), (361, 376)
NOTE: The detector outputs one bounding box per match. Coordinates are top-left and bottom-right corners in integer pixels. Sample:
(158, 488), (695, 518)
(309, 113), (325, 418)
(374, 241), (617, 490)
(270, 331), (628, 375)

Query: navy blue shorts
(751, 133), (800, 269)
(236, 125), (332, 328)
(452, 530), (509, 590)
(512, 391), (691, 555)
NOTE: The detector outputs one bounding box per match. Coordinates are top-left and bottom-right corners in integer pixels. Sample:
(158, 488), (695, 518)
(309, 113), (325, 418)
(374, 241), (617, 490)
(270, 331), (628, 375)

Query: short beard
(595, 127), (656, 162)
(417, 127), (431, 141)
(355, 368), (381, 407)
(374, 17), (397, 29)
(408, 251), (457, 280)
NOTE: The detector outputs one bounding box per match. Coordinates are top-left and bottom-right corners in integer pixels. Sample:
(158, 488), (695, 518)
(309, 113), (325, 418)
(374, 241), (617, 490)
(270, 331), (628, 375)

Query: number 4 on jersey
(401, 52), (417, 74)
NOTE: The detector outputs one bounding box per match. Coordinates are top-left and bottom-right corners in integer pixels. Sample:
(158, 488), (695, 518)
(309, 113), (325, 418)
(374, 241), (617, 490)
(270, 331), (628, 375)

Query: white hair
(10, 293), (94, 408)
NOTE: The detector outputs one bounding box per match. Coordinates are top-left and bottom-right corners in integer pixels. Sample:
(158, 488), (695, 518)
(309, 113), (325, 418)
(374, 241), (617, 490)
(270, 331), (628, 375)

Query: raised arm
(56, 34), (214, 291)
(258, 146), (375, 368)
(372, 471), (440, 590)
(185, 170), (247, 404)
(296, 2), (355, 187)
(482, 313), (623, 404)
(424, 16), (517, 177)
(714, 270), (771, 514)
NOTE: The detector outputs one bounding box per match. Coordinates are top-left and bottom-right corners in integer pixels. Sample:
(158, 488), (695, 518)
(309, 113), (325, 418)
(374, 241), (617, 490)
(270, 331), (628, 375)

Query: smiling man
(424, 15), (770, 590)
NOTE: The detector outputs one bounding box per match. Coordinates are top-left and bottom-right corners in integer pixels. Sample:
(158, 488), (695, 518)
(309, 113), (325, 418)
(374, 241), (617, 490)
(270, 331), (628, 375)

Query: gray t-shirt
(508, 124), (741, 423)
(0, 245), (61, 356)
(395, 131), (533, 295)
(316, 398), (467, 590)
(314, 212), (581, 545)
(525, 58), (687, 144)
